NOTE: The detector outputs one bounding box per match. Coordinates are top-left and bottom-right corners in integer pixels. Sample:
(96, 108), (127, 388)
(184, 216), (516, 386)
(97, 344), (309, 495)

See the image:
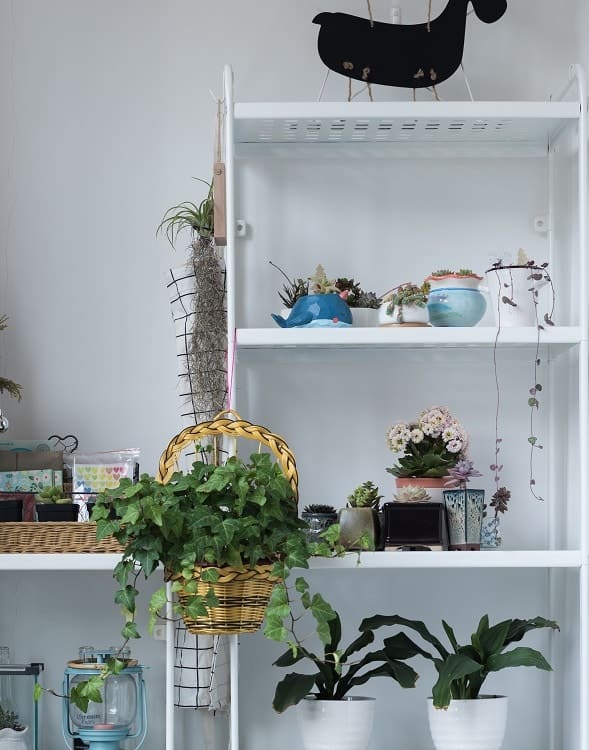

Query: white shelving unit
(223, 63), (588, 750)
(1, 64), (585, 750)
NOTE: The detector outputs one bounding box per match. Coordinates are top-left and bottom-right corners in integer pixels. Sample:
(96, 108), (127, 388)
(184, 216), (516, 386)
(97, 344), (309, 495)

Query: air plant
(269, 261), (309, 308)
(0, 316), (22, 402)
(156, 178), (214, 247)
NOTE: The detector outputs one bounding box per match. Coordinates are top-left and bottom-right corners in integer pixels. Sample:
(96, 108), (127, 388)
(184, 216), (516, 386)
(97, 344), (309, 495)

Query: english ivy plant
(360, 613), (559, 709)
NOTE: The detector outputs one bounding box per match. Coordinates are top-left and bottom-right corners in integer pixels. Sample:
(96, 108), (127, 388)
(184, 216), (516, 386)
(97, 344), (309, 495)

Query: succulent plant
(385, 282), (430, 317)
(335, 278), (381, 309)
(308, 265), (339, 295)
(394, 486), (431, 503)
(431, 268), (474, 277)
(347, 481), (382, 510)
(303, 504), (337, 514)
(0, 705), (23, 732)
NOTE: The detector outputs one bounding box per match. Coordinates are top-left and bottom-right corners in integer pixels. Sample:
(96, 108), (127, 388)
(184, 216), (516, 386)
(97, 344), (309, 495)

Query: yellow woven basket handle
(156, 410), (299, 502)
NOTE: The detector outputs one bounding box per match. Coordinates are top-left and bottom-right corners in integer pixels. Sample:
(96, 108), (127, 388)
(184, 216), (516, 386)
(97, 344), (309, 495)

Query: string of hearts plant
(488, 252), (555, 510)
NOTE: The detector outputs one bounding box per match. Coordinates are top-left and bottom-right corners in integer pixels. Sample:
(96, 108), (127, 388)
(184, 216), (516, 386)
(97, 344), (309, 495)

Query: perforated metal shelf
(234, 101), (580, 157)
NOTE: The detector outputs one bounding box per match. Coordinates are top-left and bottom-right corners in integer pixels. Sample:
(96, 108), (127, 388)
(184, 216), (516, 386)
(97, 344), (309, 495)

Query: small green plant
(382, 282), (430, 323)
(309, 265), (339, 295)
(347, 481), (382, 510)
(360, 613), (558, 709)
(0, 316), (22, 402)
(267, 579), (419, 712)
(36, 486), (70, 504)
(269, 261), (309, 308)
(156, 178), (213, 247)
(0, 704), (24, 731)
(334, 278), (381, 309)
(303, 504), (337, 514)
(430, 268), (475, 277)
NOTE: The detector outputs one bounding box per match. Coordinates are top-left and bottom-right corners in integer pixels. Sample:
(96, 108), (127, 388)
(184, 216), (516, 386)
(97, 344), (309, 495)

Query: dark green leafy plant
(360, 613), (558, 709)
(334, 278), (381, 309)
(430, 268), (475, 277)
(269, 261), (309, 308)
(267, 578), (420, 712)
(0, 316), (22, 401)
(48, 450), (311, 712)
(156, 178), (214, 247)
(303, 504), (337, 514)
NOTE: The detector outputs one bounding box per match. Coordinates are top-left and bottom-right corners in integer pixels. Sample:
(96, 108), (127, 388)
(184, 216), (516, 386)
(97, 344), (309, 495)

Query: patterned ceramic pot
(443, 488), (485, 550)
(427, 288), (487, 327)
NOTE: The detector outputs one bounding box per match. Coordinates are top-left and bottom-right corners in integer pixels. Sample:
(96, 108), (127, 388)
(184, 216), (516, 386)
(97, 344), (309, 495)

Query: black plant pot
(36, 503), (79, 522)
(0, 499), (23, 522)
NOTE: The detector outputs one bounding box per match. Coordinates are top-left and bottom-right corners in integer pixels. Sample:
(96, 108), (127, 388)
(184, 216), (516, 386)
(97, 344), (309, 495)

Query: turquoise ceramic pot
(427, 288), (486, 327)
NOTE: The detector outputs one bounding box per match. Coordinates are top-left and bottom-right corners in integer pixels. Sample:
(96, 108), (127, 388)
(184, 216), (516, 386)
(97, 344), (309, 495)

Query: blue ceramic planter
(272, 294), (352, 328)
(427, 288), (486, 327)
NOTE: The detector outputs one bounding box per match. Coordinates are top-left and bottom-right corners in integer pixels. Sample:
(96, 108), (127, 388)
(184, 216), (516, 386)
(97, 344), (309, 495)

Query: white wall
(0, 2), (583, 749)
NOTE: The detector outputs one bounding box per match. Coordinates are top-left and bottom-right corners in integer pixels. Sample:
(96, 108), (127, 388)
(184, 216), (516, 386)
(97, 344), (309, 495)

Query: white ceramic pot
(0, 726), (29, 750)
(296, 696), (375, 750)
(485, 266), (548, 326)
(350, 307), (379, 327)
(427, 696), (508, 750)
(379, 302), (429, 326)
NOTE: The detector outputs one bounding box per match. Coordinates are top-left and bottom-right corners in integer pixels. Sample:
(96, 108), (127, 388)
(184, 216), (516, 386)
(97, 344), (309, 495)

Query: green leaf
(442, 621), (460, 653)
(200, 568), (219, 583)
(122, 621), (140, 640)
(432, 653), (483, 708)
(273, 672), (318, 713)
(120, 505), (141, 525)
(264, 617), (287, 642)
(360, 614), (449, 660)
(148, 587), (168, 621)
(33, 683), (43, 702)
(487, 646), (552, 672)
(504, 617), (559, 646)
(479, 620), (510, 659)
(114, 585), (138, 614)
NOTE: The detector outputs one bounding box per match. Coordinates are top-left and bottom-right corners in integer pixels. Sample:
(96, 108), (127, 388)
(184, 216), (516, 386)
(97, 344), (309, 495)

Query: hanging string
(366, 0), (374, 27)
(427, 0), (432, 32)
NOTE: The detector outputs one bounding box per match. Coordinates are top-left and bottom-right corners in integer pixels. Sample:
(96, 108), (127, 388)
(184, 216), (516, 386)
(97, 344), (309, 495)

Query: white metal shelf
(234, 100), (580, 158)
(309, 550), (583, 570)
(0, 554), (120, 571)
(237, 326), (583, 350)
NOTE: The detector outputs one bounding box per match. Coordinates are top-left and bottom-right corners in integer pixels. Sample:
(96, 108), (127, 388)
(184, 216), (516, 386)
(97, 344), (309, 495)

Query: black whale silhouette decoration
(313, 0), (507, 90)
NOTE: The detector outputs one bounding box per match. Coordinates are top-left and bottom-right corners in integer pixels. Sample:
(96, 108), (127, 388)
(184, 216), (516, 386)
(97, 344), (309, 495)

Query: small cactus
(394, 486), (431, 503)
(347, 481), (382, 510)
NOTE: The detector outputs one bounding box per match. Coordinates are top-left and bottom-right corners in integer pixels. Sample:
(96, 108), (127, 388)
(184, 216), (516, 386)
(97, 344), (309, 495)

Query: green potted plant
(385, 406), (468, 501)
(338, 481), (382, 550)
(269, 261), (310, 317)
(35, 486), (79, 522)
(379, 282), (430, 326)
(360, 613), (558, 750)
(267, 578), (419, 750)
(334, 278), (381, 327)
(92, 448), (310, 639)
(157, 179), (213, 246)
(301, 504), (338, 542)
(271, 265), (352, 328)
(0, 704), (27, 750)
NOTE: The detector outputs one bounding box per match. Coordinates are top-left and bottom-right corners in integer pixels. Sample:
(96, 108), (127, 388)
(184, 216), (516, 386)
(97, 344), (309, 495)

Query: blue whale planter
(272, 294), (352, 328)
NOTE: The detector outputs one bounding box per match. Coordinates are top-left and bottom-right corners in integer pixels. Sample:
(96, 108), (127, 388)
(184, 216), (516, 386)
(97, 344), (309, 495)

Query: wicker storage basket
(157, 409), (298, 635)
(0, 522), (123, 554)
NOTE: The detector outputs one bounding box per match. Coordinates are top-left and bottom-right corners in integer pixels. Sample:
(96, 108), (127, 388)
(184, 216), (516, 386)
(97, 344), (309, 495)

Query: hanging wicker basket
(157, 409), (298, 636)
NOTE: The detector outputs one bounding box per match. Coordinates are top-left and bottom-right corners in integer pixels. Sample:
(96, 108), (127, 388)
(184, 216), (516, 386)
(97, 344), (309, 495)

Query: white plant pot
(0, 726), (29, 750)
(485, 266), (548, 327)
(350, 307), (379, 327)
(296, 696), (375, 750)
(379, 302), (429, 326)
(427, 696), (508, 750)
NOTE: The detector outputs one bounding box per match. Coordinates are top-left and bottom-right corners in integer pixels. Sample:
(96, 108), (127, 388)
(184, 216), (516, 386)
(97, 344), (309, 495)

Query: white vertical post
(223, 64), (240, 750)
(165, 581), (175, 750)
(571, 63), (588, 750)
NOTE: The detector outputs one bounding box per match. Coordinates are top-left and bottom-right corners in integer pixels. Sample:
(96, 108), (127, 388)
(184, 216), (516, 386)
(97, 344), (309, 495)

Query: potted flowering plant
(385, 406), (469, 502)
